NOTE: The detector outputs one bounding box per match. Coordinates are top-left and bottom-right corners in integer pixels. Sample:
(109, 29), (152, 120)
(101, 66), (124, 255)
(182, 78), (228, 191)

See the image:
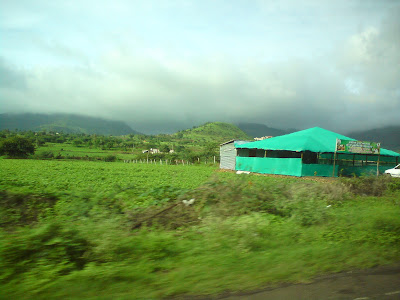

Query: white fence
(123, 157), (217, 165)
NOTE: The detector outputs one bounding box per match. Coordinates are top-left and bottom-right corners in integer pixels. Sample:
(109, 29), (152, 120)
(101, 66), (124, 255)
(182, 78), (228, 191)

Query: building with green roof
(234, 127), (400, 177)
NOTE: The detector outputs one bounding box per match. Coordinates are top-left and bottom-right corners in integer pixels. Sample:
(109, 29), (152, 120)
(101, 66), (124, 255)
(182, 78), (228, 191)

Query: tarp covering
(236, 157), (303, 176)
(237, 127), (400, 157)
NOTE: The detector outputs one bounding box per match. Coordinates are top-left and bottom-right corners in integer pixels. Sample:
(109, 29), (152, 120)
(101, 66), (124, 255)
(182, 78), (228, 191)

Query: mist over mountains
(0, 113), (399, 150)
(0, 113), (139, 136)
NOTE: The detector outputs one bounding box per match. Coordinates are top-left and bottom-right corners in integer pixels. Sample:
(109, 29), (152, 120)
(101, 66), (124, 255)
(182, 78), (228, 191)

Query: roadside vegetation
(1, 156), (400, 299)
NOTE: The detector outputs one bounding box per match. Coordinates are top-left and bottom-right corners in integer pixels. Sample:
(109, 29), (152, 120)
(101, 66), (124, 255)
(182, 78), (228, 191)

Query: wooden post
(332, 151), (337, 177)
(377, 146), (381, 176)
(214, 156), (216, 164)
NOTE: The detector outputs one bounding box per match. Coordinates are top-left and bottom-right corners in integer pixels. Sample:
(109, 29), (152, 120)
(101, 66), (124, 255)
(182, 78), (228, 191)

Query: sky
(1, 0), (399, 134)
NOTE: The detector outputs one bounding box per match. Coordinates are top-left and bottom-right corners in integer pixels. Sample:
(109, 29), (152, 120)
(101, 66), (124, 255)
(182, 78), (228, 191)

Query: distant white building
(254, 136), (273, 141)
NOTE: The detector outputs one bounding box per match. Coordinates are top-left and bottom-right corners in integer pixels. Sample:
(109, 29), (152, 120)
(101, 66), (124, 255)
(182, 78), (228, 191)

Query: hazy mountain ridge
(237, 122), (295, 138)
(0, 113), (140, 136)
(348, 126), (400, 151)
(1, 114), (399, 150)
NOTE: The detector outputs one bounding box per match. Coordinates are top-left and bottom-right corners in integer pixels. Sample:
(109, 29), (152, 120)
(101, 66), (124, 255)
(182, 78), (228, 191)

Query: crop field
(1, 158), (400, 299)
(36, 143), (137, 160)
(0, 159), (215, 206)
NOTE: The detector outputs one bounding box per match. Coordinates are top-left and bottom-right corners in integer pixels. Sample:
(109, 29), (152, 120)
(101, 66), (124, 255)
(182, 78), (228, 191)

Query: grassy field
(35, 143), (138, 160)
(0, 159), (215, 206)
(1, 158), (400, 299)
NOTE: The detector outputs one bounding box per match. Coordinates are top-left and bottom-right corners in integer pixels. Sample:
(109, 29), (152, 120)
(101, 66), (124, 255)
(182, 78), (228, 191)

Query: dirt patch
(219, 263), (400, 300)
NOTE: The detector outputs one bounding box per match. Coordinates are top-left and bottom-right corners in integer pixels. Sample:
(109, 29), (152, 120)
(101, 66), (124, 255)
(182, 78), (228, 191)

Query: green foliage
(0, 223), (91, 288)
(72, 139), (83, 147)
(0, 160), (215, 204)
(103, 154), (117, 162)
(0, 136), (35, 158)
(35, 151), (55, 159)
(0, 191), (58, 227)
(175, 122), (251, 144)
(1, 159), (400, 299)
(340, 175), (400, 196)
(159, 144), (170, 153)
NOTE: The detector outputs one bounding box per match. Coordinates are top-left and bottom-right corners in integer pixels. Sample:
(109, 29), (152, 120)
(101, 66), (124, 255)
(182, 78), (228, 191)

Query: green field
(35, 143), (137, 160)
(0, 159), (215, 206)
(1, 159), (400, 299)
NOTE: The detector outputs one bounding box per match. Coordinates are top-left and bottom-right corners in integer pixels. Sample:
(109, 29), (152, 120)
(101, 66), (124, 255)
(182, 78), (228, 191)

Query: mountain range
(0, 113), (399, 150)
(0, 113), (139, 136)
(348, 126), (400, 151)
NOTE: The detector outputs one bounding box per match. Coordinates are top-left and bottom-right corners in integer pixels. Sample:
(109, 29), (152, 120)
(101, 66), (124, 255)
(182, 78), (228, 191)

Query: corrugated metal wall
(220, 142), (236, 170)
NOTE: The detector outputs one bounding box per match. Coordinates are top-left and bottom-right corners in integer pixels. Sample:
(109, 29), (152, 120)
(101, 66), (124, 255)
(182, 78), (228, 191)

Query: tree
(160, 144), (170, 153)
(72, 139), (83, 147)
(0, 136), (35, 158)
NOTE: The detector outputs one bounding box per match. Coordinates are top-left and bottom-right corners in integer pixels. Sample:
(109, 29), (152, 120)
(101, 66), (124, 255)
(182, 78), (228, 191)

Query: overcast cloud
(1, 0), (399, 134)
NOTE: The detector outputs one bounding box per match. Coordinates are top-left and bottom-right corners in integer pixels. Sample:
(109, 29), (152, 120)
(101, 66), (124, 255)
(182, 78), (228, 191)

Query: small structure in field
(220, 140), (251, 170)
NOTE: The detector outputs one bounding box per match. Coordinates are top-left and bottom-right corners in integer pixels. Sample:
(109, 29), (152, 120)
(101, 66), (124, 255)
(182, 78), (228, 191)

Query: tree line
(0, 130), (219, 162)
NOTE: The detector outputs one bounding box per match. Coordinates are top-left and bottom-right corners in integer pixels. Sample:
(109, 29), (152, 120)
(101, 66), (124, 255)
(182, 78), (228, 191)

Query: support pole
(332, 151), (337, 177)
(377, 146), (381, 176)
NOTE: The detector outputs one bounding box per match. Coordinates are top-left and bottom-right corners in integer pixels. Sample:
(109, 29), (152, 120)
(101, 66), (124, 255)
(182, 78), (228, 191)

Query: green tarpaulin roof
(237, 127), (400, 157)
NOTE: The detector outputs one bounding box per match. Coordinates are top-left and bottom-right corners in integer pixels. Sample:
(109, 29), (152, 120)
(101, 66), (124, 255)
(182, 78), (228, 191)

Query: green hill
(0, 113), (141, 135)
(175, 122), (252, 144)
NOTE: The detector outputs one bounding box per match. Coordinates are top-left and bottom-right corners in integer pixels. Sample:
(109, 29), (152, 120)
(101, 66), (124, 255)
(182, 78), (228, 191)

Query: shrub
(0, 136), (35, 158)
(0, 223), (91, 285)
(36, 151), (54, 159)
(104, 155), (117, 162)
(0, 191), (58, 228)
(340, 175), (392, 196)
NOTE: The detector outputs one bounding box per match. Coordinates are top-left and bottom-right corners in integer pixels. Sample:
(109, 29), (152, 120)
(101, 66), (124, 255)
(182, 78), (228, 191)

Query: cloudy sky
(1, 0), (399, 134)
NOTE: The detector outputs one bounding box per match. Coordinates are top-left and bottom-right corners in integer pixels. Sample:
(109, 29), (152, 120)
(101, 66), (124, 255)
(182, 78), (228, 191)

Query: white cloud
(0, 1), (399, 133)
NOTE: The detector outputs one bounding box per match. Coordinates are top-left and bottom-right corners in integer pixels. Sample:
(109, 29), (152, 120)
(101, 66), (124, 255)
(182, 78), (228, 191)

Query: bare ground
(218, 263), (400, 300)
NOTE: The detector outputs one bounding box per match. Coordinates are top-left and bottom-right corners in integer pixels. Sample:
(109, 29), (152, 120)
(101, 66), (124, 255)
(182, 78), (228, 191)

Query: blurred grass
(1, 165), (400, 299)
